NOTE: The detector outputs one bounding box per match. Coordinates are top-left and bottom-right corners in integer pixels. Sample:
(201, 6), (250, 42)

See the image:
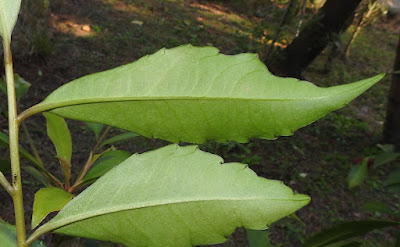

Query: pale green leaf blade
(100, 132), (139, 147)
(43, 112), (72, 161)
(0, 219), (46, 247)
(38, 145), (310, 247)
(82, 150), (131, 183)
(32, 187), (73, 229)
(28, 45), (383, 144)
(0, 0), (21, 39)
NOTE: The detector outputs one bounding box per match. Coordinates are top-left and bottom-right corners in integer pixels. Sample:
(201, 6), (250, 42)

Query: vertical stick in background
(384, 35), (400, 149)
(343, 0), (378, 58)
(265, 0), (296, 57)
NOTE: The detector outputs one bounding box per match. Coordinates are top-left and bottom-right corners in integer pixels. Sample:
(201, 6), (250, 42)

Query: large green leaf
(32, 187), (73, 229)
(21, 45), (383, 143)
(302, 220), (400, 247)
(36, 145), (310, 247)
(0, 219), (46, 247)
(0, 0), (21, 39)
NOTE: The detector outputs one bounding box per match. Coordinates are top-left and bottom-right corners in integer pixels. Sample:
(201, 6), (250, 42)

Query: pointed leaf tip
(38, 144), (309, 247)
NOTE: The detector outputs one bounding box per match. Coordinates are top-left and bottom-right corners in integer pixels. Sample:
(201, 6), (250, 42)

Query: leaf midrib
(47, 196), (309, 232)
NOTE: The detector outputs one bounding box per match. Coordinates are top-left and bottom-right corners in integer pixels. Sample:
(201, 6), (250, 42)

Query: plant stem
(0, 170), (14, 195)
(93, 125), (111, 153)
(3, 36), (27, 246)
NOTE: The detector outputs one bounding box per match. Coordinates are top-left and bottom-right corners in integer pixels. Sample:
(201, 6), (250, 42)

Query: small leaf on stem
(31, 187), (73, 229)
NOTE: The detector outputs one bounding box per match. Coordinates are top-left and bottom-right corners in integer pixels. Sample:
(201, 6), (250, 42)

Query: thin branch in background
(266, 0), (296, 57)
(296, 0), (308, 37)
(22, 122), (43, 166)
(92, 125), (111, 153)
(344, 0), (378, 57)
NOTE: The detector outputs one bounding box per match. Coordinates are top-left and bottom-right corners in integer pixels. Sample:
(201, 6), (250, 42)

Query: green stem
(0, 170), (14, 195)
(3, 36), (27, 247)
(93, 125), (111, 153)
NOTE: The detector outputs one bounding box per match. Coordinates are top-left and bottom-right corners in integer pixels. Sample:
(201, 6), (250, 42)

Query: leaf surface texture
(30, 45), (383, 143)
(39, 145), (310, 247)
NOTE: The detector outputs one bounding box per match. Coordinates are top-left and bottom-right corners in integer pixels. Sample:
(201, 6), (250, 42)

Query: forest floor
(1, 0), (400, 246)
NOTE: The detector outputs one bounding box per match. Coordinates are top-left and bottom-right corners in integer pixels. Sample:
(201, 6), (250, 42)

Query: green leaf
(44, 112), (72, 161)
(0, 74), (31, 100)
(86, 122), (104, 139)
(0, 131), (43, 169)
(14, 74), (31, 100)
(0, 0), (21, 39)
(246, 229), (274, 247)
(0, 219), (46, 247)
(32, 187), (73, 229)
(301, 220), (400, 247)
(100, 132), (140, 147)
(82, 150), (131, 183)
(384, 169), (400, 192)
(361, 201), (396, 216)
(26, 45), (383, 144)
(22, 166), (49, 187)
(348, 160), (368, 189)
(37, 145), (310, 247)
(373, 145), (399, 168)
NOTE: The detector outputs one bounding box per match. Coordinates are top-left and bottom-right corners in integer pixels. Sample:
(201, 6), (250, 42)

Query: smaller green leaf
(373, 151), (400, 168)
(100, 132), (139, 147)
(301, 220), (400, 247)
(14, 74), (31, 100)
(32, 187), (73, 229)
(377, 144), (395, 153)
(86, 122), (104, 139)
(82, 150), (131, 183)
(44, 112), (72, 161)
(246, 229), (274, 247)
(384, 169), (400, 192)
(0, 219), (46, 247)
(0, 74), (31, 100)
(22, 166), (49, 187)
(0, 159), (10, 173)
(0, 0), (22, 39)
(361, 201), (396, 216)
(348, 160), (368, 189)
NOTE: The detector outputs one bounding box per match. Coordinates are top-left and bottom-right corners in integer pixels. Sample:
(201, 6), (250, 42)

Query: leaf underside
(31, 45), (383, 143)
(39, 145), (310, 247)
(0, 0), (21, 39)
